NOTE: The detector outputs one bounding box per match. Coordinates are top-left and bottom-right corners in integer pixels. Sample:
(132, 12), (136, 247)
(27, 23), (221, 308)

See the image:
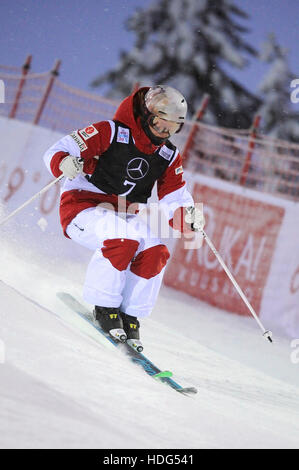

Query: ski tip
(56, 291), (66, 300)
(178, 386), (198, 395)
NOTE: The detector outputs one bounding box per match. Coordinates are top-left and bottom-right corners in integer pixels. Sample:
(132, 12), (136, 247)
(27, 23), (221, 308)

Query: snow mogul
(43, 85), (205, 352)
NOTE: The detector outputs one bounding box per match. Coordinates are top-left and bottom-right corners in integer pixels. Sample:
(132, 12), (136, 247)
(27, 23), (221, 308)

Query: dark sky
(1, 0), (298, 96)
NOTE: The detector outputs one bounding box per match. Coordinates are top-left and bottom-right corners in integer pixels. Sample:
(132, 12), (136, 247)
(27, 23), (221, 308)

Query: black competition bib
(88, 121), (177, 203)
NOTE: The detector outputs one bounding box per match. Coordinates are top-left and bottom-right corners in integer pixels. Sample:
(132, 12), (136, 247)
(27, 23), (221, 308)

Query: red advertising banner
(164, 183), (285, 316)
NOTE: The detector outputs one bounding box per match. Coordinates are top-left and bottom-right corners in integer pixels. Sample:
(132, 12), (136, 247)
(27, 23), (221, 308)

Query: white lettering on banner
(190, 270), (200, 287)
(195, 226), (267, 281)
(184, 236), (218, 270)
(184, 206), (218, 269)
(217, 226), (242, 272)
(201, 274), (211, 290)
(202, 207), (219, 269)
(222, 280), (229, 296)
(211, 277), (219, 293)
(203, 246), (219, 270)
(235, 234), (253, 279)
(184, 218), (268, 282)
(251, 236), (267, 282)
(164, 181), (284, 317)
(185, 222), (268, 282)
(182, 269), (255, 302)
(234, 235), (267, 281)
(184, 245), (195, 265)
(244, 286), (253, 303)
(177, 266), (188, 283)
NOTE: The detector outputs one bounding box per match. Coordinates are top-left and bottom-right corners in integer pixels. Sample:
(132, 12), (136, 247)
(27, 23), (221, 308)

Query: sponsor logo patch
(117, 127), (130, 144)
(127, 158), (149, 180)
(159, 145), (174, 161)
(70, 131), (88, 152)
(78, 125), (98, 140)
(175, 165), (183, 175)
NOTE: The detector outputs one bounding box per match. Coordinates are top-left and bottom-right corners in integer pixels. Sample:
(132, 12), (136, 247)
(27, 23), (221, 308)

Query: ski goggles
(149, 115), (182, 136)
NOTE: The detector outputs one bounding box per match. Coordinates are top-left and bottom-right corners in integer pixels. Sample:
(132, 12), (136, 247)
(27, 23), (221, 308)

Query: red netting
(37, 79), (119, 133)
(0, 71), (49, 121)
(181, 121), (299, 201)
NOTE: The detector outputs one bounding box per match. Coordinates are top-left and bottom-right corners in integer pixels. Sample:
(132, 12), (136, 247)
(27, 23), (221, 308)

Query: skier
(43, 85), (205, 351)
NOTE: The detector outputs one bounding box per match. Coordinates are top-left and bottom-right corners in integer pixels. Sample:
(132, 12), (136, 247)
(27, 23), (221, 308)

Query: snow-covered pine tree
(91, 0), (260, 128)
(257, 34), (299, 143)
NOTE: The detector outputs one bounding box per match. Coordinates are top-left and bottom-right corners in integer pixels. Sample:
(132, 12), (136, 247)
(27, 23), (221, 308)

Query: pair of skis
(57, 292), (197, 397)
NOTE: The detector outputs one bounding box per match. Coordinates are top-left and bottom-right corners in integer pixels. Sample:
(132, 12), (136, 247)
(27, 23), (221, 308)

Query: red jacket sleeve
(157, 152), (185, 201)
(47, 121), (112, 177)
(157, 152), (195, 233)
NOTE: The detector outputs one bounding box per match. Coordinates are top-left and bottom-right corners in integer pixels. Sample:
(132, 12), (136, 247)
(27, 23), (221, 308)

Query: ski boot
(120, 312), (143, 353)
(94, 306), (127, 343)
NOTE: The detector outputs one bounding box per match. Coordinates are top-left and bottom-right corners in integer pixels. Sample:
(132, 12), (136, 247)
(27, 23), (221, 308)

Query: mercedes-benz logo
(126, 158), (149, 180)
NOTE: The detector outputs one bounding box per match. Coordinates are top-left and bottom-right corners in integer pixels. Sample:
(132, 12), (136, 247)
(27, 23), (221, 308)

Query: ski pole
(200, 228), (273, 343)
(0, 174), (64, 226)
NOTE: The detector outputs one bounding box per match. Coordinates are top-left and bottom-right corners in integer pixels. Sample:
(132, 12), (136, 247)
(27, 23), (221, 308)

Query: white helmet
(144, 85), (187, 124)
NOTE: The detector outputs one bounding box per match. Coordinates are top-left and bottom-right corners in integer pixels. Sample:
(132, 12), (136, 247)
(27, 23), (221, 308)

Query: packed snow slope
(0, 224), (299, 449)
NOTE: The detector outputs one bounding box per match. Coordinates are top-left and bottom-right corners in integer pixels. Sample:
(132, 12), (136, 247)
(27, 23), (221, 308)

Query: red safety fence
(180, 121), (299, 201)
(1, 60), (299, 202)
(0, 60), (118, 132)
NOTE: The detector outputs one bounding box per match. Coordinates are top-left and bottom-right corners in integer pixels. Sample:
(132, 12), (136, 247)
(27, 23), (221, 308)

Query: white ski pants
(66, 207), (170, 318)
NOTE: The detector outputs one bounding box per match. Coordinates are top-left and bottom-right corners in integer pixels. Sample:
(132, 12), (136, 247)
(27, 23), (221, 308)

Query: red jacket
(43, 88), (193, 236)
